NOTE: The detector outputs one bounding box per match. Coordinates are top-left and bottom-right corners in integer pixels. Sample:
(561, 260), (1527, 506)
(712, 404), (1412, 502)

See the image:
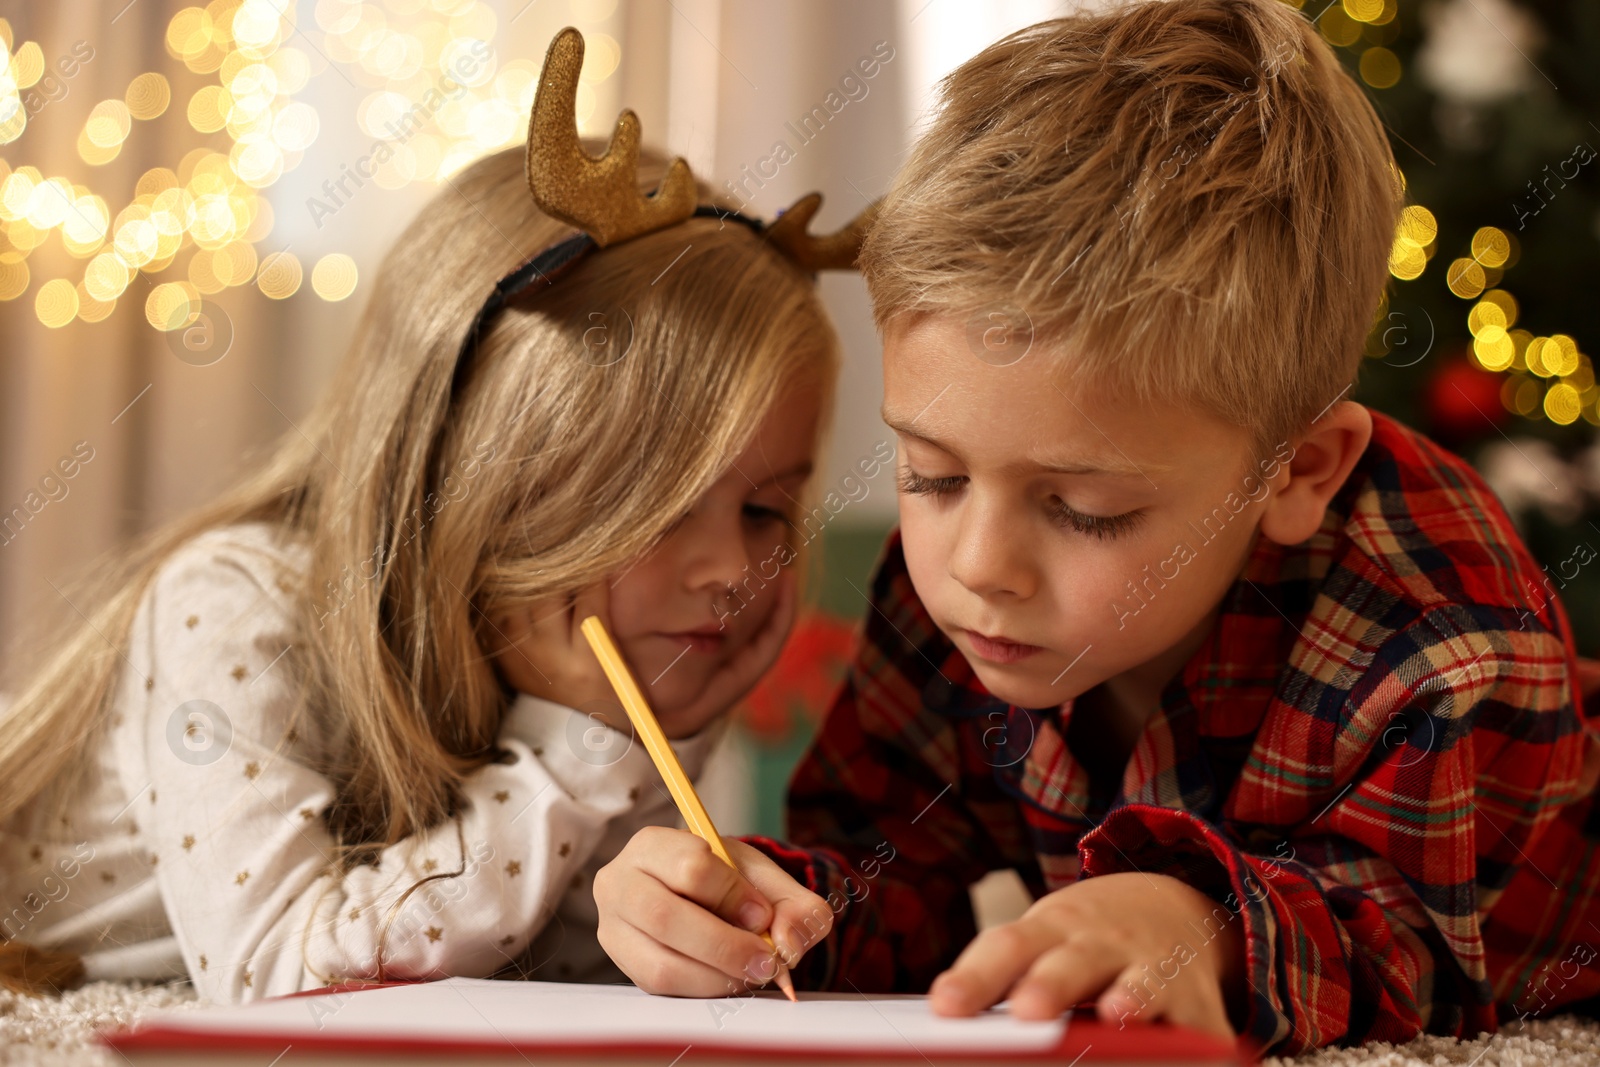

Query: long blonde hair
(0, 144), (839, 993)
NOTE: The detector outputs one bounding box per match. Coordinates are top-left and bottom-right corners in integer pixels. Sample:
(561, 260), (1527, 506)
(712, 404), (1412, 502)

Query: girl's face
(608, 377), (824, 732)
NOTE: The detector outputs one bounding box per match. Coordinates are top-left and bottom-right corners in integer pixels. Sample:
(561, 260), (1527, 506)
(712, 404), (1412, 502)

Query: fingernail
(737, 902), (767, 931)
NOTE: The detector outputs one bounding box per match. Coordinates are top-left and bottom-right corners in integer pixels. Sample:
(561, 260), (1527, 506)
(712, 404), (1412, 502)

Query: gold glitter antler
(525, 27), (696, 247)
(765, 193), (880, 271)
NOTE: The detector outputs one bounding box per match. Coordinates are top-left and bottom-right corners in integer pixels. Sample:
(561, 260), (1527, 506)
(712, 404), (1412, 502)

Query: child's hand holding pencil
(595, 827), (829, 997)
(584, 615), (830, 999)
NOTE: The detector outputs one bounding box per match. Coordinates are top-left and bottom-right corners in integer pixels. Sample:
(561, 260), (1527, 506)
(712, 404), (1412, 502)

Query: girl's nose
(676, 506), (754, 600)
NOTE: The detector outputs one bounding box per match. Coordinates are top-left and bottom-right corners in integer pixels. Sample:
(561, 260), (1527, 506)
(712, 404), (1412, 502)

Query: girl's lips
(961, 628), (1042, 665)
(659, 631), (726, 654)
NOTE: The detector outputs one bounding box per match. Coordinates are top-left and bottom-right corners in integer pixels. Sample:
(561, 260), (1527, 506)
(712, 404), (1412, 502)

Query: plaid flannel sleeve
(1075, 601), (1590, 1055)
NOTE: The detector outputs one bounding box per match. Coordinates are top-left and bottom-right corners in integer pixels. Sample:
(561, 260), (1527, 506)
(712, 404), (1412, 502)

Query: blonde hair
(0, 145), (838, 994)
(858, 0), (1403, 458)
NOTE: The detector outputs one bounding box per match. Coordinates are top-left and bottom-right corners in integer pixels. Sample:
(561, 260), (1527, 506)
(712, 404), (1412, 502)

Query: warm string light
(0, 0), (621, 332)
(318, 0), (619, 189)
(1387, 203), (1437, 281)
(0, 33), (38, 144)
(310, 252), (357, 300)
(1, 3), (297, 329)
(1453, 225), (1598, 427)
(1301, 0), (1600, 428)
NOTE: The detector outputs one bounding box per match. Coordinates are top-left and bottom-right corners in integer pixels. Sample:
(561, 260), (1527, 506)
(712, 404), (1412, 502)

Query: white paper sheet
(143, 978), (1067, 1055)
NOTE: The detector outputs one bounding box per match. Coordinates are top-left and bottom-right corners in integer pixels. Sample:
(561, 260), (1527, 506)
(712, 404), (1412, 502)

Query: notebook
(102, 976), (1248, 1065)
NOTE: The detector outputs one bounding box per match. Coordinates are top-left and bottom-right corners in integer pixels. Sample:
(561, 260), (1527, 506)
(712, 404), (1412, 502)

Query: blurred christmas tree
(1318, 0), (1600, 651)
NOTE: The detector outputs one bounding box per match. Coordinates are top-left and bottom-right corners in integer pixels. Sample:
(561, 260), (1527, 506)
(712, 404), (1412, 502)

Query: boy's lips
(958, 628), (1043, 665)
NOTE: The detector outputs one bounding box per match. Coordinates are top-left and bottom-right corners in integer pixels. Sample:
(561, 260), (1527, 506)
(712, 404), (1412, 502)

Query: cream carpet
(2, 980), (1598, 1065)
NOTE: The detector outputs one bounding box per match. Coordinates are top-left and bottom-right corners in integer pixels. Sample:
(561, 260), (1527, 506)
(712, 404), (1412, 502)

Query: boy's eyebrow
(881, 410), (1167, 478)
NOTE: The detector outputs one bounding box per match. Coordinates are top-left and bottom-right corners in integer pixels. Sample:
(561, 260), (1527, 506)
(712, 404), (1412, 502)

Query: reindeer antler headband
(452, 27), (880, 395)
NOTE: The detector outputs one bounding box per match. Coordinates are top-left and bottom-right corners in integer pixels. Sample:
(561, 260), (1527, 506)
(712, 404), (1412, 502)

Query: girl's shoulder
(171, 518), (309, 556)
(149, 520), (312, 618)
(132, 520), (320, 734)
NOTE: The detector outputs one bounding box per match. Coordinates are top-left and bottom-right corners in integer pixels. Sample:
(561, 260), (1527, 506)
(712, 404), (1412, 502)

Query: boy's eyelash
(897, 469), (965, 496)
(1043, 498), (1145, 540)
(897, 468), (1143, 541)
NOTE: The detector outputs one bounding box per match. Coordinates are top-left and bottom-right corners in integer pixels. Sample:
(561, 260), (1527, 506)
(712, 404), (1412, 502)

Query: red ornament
(1424, 348), (1508, 442)
(736, 609), (859, 744)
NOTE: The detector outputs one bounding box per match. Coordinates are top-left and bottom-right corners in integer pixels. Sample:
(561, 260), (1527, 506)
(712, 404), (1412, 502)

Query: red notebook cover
(102, 978), (1255, 1064)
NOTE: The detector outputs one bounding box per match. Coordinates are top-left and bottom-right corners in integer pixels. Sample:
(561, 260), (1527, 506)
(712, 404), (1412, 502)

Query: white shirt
(0, 522), (718, 1001)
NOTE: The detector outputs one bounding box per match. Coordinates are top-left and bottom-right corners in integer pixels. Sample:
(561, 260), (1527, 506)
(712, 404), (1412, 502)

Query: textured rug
(3, 980), (1599, 1065)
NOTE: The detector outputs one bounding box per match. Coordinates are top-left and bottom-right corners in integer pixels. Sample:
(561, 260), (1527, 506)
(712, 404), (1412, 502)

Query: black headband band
(450, 205), (770, 399)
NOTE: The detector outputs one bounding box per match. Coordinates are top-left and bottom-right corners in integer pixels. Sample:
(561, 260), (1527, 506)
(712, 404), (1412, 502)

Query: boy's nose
(946, 501), (1037, 600)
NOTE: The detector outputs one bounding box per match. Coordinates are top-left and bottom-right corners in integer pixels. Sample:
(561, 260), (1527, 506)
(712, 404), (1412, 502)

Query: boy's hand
(930, 872), (1244, 1039)
(595, 826), (832, 996)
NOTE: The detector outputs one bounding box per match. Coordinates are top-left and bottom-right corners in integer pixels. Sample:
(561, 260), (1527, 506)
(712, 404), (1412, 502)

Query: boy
(592, 0), (1600, 1054)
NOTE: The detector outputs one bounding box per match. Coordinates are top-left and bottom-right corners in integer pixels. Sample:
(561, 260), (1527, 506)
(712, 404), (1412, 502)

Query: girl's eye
(897, 469), (965, 496)
(1045, 498), (1144, 540)
(743, 503), (792, 527)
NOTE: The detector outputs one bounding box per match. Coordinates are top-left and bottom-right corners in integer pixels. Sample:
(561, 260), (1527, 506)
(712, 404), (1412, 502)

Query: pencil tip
(776, 969), (798, 1002)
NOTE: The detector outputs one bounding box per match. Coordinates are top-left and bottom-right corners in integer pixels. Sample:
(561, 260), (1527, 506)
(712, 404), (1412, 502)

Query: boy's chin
(964, 660), (1078, 711)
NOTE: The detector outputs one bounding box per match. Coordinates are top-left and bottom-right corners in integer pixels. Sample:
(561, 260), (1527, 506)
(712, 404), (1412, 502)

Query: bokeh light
(1388, 205), (1436, 281)
(145, 281), (197, 330)
(256, 250), (302, 298)
(126, 73), (172, 120)
(311, 253), (358, 300)
(85, 99), (133, 148)
(0, 258), (31, 300)
(1446, 258), (1487, 300)
(35, 278), (79, 328)
(5, 0), (626, 335)
(1359, 46), (1400, 89)
(1471, 226), (1511, 269)
(1544, 383), (1581, 426)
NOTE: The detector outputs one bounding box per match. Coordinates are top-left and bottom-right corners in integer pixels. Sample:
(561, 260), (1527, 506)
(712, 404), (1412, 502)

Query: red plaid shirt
(747, 409), (1600, 1055)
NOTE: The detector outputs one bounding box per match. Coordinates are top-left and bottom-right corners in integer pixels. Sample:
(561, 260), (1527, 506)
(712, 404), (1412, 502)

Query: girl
(0, 30), (868, 1001)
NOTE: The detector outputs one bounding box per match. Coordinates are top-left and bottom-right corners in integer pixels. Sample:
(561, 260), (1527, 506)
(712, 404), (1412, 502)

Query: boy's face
(882, 313), (1273, 711)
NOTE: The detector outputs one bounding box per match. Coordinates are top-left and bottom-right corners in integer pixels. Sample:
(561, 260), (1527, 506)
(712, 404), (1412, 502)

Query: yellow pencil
(579, 614), (798, 1002)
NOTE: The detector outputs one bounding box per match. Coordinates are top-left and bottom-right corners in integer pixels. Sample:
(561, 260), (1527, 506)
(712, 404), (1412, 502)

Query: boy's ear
(1259, 401), (1373, 547)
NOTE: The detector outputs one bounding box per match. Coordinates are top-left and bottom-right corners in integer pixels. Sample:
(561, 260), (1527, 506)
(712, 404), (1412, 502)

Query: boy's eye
(897, 468), (965, 496)
(899, 468), (1142, 541)
(1045, 498), (1144, 540)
